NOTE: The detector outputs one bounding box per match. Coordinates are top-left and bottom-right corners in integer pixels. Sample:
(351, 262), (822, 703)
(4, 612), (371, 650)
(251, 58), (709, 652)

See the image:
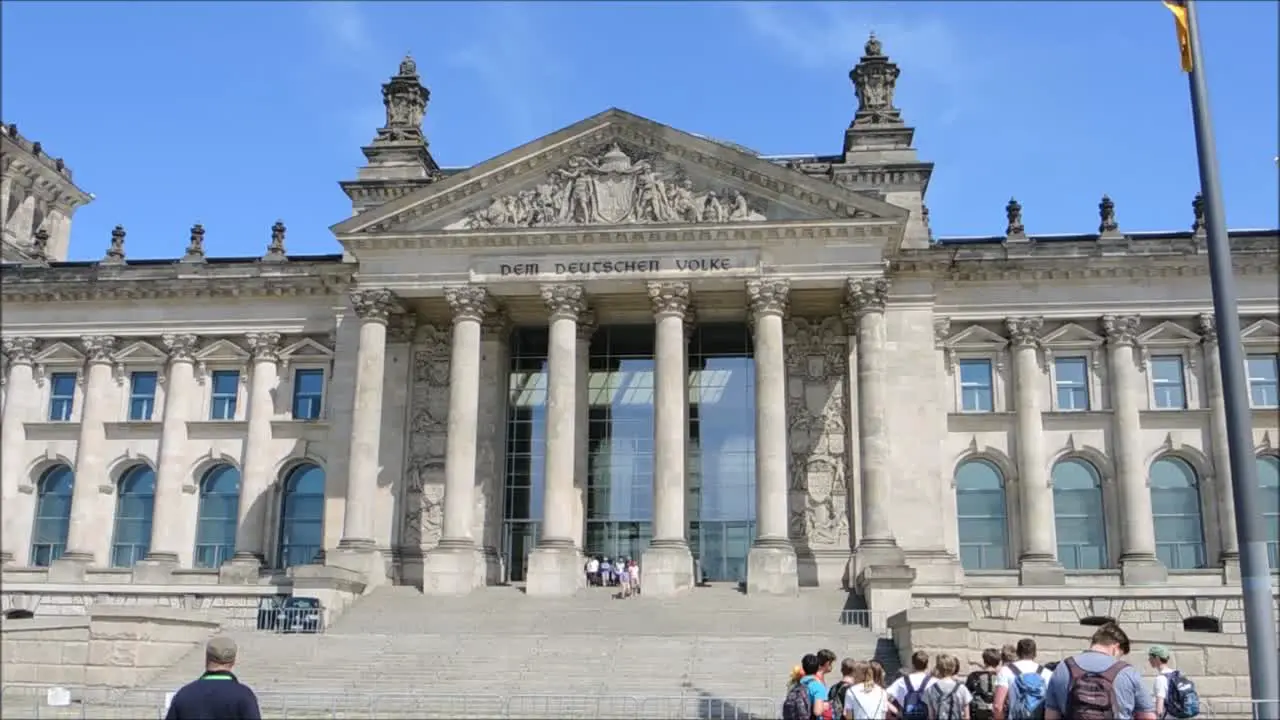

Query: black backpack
(828, 680), (852, 719)
(1165, 670), (1201, 718)
(782, 680), (813, 720)
(965, 670), (996, 720)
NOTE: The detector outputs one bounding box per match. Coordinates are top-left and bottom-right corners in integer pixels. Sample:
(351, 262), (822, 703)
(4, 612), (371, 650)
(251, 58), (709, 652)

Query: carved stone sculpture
(459, 144), (768, 229)
(1191, 193), (1206, 235)
(245, 332), (283, 362)
(1101, 314), (1141, 346)
(444, 285), (491, 324)
(747, 279), (789, 318)
(1005, 317), (1044, 347)
(1005, 198), (1026, 238)
(1, 337), (38, 365)
(102, 226), (126, 265)
(402, 324), (452, 551)
(846, 278), (889, 316)
(350, 289), (397, 323)
(162, 334), (200, 363)
(1098, 195), (1119, 234)
(80, 335), (118, 364)
(850, 33), (903, 127)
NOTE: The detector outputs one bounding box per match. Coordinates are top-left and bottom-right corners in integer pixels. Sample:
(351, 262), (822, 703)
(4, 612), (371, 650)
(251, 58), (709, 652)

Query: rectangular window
(1247, 354), (1279, 408)
(291, 369), (325, 420)
(48, 373), (77, 421)
(128, 371), (158, 421)
(958, 359), (995, 412)
(209, 371), (239, 420)
(1054, 357), (1090, 411)
(1150, 355), (1187, 410)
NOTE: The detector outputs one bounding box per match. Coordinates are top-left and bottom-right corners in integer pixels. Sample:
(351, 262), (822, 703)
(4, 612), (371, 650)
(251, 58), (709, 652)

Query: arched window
(954, 459), (1009, 570)
(1052, 458), (1108, 570)
(195, 464), (241, 569)
(1149, 456), (1206, 569)
(1258, 455), (1280, 569)
(30, 465), (74, 567)
(277, 463), (325, 569)
(111, 465), (156, 568)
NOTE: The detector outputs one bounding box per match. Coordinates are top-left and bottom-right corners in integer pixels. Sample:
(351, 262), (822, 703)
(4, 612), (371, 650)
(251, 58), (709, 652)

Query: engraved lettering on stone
(462, 144), (767, 228)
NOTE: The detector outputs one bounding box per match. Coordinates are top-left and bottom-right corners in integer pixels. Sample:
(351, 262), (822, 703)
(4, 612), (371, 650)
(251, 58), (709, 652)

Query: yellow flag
(1163, 0), (1193, 72)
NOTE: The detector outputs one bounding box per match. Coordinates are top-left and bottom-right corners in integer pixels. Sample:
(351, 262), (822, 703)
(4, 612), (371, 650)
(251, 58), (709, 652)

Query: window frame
(109, 464), (157, 568)
(288, 366), (328, 421)
(952, 457), (1015, 571)
(193, 339), (251, 422)
(956, 357), (997, 413)
(940, 324), (1009, 414)
(1245, 353), (1280, 409)
(1148, 454), (1209, 570)
(1147, 353), (1192, 411)
(1139, 321), (1203, 411)
(1050, 355), (1093, 412)
(1050, 456), (1113, 571)
(1040, 323), (1106, 412)
(126, 370), (161, 422)
(46, 371), (80, 422)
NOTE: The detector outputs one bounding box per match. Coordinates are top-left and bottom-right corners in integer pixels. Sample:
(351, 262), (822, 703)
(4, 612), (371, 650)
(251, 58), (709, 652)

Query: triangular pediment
(332, 108), (907, 237)
(33, 341), (84, 365)
(1041, 322), (1104, 347)
(195, 338), (249, 362)
(280, 338), (334, 360)
(113, 340), (168, 363)
(1139, 321), (1201, 345)
(943, 325), (1008, 349)
(1242, 318), (1280, 344)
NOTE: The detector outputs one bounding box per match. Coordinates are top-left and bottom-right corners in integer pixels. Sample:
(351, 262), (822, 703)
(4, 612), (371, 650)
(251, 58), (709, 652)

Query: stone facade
(1, 42), (1278, 631)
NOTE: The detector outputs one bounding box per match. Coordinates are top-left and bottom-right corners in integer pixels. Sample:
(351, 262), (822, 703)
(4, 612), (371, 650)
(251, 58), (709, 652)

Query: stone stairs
(122, 584), (898, 718)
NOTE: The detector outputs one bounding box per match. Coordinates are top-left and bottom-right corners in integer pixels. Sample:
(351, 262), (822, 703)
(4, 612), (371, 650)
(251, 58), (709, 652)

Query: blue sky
(2, 1), (1276, 260)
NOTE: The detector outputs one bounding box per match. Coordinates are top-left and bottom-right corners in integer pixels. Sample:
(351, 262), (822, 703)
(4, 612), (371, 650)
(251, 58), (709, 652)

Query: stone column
(327, 289), (397, 584)
(1006, 317), (1065, 585)
(136, 334), (199, 580)
(573, 312), (596, 551)
(1199, 313), (1239, 580)
(744, 279), (798, 595)
(642, 281), (695, 596)
(1102, 314), (1167, 584)
(221, 332), (281, 581)
(51, 335), (117, 579)
(1, 337), (38, 565)
(847, 279), (908, 575)
(526, 283), (586, 596)
(423, 286), (490, 595)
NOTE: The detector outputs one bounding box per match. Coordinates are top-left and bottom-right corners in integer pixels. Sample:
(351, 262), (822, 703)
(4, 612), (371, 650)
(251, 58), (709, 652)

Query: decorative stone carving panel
(403, 324), (452, 552)
(455, 143), (768, 229)
(783, 316), (850, 550)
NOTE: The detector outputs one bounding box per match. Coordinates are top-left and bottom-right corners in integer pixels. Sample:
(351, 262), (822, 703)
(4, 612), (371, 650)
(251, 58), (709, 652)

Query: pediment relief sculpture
(450, 144), (767, 230)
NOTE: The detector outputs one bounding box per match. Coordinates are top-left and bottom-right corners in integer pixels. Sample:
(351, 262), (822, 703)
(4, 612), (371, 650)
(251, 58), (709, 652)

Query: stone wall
(0, 606), (219, 692)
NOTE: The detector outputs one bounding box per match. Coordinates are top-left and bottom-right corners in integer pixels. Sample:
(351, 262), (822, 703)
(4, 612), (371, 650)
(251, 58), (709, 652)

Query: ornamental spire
(374, 53), (429, 146)
(849, 32), (903, 128)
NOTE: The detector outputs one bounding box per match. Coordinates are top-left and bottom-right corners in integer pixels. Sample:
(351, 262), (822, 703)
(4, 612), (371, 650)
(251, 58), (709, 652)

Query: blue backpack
(901, 676), (932, 720)
(1165, 670), (1201, 718)
(1008, 664), (1047, 720)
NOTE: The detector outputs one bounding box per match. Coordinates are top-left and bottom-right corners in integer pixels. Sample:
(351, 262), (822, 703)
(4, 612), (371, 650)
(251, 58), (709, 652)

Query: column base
(850, 538), (907, 581)
(855, 563), (917, 632)
(132, 554), (180, 584)
(640, 541), (694, 597)
(49, 554), (93, 583)
(1018, 555), (1066, 586)
(746, 540), (798, 596)
(1221, 552), (1241, 585)
(478, 545), (504, 586)
(1120, 554), (1168, 585)
(525, 542), (582, 597)
(421, 540), (481, 596)
(325, 544), (389, 588)
(219, 553), (263, 585)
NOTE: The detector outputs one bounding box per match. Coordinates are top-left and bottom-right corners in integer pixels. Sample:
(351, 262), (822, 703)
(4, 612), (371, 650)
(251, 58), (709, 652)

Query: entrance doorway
(584, 520), (653, 564)
(691, 520), (755, 583)
(501, 520), (539, 583)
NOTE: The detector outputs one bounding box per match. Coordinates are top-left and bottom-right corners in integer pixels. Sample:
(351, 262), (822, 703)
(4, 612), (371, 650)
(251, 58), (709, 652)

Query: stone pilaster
(1006, 317), (1064, 585)
(642, 281), (695, 596)
(1102, 314), (1167, 584)
(423, 285), (490, 595)
(1, 337), (38, 565)
(51, 335), (117, 579)
(745, 279), (799, 596)
(220, 332), (281, 582)
(526, 284), (587, 596)
(327, 289), (397, 585)
(848, 279), (908, 577)
(573, 311), (596, 552)
(136, 334), (199, 581)
(1199, 313), (1240, 581)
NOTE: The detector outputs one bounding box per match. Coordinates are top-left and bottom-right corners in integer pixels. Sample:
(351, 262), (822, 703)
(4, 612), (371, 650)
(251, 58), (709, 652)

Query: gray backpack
(926, 682), (966, 720)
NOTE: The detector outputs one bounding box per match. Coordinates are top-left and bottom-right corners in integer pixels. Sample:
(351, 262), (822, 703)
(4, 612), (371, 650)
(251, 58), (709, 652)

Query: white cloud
(736, 2), (977, 125)
(309, 1), (374, 58)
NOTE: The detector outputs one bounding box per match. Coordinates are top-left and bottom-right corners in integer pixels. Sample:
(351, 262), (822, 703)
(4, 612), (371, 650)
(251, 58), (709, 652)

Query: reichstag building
(2, 37), (1277, 602)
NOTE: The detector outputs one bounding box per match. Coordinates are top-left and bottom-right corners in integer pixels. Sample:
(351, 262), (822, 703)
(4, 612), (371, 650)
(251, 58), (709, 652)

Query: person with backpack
(1147, 645), (1200, 719)
(923, 653), (973, 720)
(994, 638), (1052, 720)
(888, 651), (933, 720)
(845, 661), (892, 720)
(828, 659), (857, 720)
(1043, 622), (1156, 720)
(783, 654), (831, 720)
(965, 648), (1002, 720)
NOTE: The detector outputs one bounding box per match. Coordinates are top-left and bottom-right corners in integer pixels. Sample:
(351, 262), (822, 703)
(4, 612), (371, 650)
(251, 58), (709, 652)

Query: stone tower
(1, 122), (92, 263)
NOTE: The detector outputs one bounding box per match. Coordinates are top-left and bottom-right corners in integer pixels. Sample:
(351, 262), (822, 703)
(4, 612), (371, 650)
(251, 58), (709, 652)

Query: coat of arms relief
(454, 144), (769, 229)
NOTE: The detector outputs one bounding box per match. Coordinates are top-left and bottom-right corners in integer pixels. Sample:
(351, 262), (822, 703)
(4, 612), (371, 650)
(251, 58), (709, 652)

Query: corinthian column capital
(1, 337), (38, 365)
(647, 281), (691, 319)
(846, 277), (889, 317)
(444, 285), (491, 324)
(245, 332), (283, 362)
(1101, 314), (1141, 347)
(350, 288), (398, 324)
(1005, 317), (1044, 348)
(161, 334), (200, 364)
(1197, 313), (1218, 345)
(540, 284), (586, 321)
(746, 279), (789, 319)
(80, 335), (118, 365)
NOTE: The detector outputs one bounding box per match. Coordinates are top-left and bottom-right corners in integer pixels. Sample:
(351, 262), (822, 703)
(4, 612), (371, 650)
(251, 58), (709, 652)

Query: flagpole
(1183, 1), (1280, 715)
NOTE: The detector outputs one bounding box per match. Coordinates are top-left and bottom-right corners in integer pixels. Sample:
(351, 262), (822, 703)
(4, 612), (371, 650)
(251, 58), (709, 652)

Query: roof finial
(373, 54), (429, 146)
(102, 225), (127, 265)
(865, 31), (883, 58)
(849, 32), (902, 128)
(183, 223), (207, 264)
(398, 53), (418, 78)
(262, 220), (289, 263)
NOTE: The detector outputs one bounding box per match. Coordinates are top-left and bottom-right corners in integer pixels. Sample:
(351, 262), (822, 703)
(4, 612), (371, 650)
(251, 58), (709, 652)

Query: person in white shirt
(887, 651), (932, 717)
(1147, 645), (1176, 718)
(585, 556), (600, 586)
(993, 638), (1053, 720)
(844, 660), (894, 720)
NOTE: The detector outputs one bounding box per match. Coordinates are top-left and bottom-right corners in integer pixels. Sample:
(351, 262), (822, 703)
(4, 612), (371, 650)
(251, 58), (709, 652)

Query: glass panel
(111, 465), (156, 568)
(292, 369), (325, 419)
(277, 464), (325, 568)
(503, 328), (549, 582)
(1150, 356), (1187, 409)
(1257, 456), (1280, 569)
(129, 371), (158, 421)
(954, 460), (1008, 571)
(1148, 457), (1205, 569)
(1052, 459), (1107, 570)
(958, 359), (994, 412)
(48, 373), (77, 421)
(210, 371), (239, 420)
(1247, 355), (1280, 408)
(195, 464), (241, 568)
(31, 465), (75, 567)
(1054, 357), (1090, 411)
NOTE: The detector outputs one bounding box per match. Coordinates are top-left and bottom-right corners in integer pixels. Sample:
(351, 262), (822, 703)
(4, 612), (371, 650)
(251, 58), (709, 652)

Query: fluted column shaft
(439, 287), (488, 547)
(61, 336), (118, 564)
(849, 279), (896, 547)
(1006, 318), (1059, 571)
(648, 282), (691, 548)
(573, 314), (595, 550)
(748, 280), (791, 546)
(1, 338), (38, 564)
(231, 332), (281, 563)
(1199, 314), (1239, 562)
(538, 284), (584, 547)
(338, 290), (396, 550)
(145, 335), (199, 564)
(1102, 314), (1165, 583)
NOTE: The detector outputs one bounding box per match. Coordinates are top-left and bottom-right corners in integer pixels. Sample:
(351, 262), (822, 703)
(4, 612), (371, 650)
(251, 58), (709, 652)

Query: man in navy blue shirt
(165, 635), (261, 720)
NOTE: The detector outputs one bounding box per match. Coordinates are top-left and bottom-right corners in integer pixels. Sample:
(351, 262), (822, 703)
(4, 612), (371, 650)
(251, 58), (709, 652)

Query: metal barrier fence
(252, 606), (327, 634)
(0, 689), (780, 719)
